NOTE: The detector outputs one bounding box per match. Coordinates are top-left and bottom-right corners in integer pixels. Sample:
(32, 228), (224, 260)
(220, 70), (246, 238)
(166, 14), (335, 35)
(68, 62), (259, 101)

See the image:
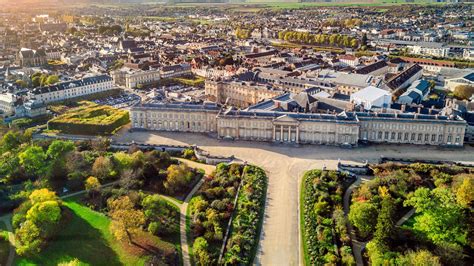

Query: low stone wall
(193, 146), (235, 165)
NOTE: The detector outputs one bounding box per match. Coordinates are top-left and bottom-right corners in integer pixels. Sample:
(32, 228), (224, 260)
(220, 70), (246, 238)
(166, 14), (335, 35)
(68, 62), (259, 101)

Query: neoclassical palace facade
(130, 103), (466, 147)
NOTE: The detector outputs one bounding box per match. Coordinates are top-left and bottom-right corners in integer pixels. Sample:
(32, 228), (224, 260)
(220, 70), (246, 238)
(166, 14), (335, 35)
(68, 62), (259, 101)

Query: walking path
(0, 214), (14, 266)
(343, 173), (417, 266)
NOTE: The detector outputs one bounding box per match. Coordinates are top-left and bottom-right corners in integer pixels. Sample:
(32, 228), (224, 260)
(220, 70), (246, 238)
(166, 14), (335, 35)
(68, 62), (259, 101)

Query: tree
(453, 85), (474, 100)
(373, 196), (396, 244)
(361, 33), (368, 47)
(120, 169), (143, 191)
(26, 200), (61, 234)
(142, 195), (176, 235)
(348, 201), (378, 238)
(15, 220), (42, 256)
(45, 75), (59, 85)
(92, 156), (114, 180)
(1, 131), (22, 151)
(193, 237), (212, 265)
(455, 176), (473, 207)
(350, 38), (359, 48)
(46, 140), (75, 160)
(404, 187), (467, 246)
(85, 176), (100, 193)
(164, 164), (193, 194)
(19, 146), (47, 176)
(108, 196), (145, 244)
(398, 250), (441, 266)
(29, 188), (58, 205)
(15, 189), (62, 256)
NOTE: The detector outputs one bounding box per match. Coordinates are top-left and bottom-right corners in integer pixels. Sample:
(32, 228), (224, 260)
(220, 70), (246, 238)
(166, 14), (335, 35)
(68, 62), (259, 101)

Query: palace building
(130, 102), (466, 147)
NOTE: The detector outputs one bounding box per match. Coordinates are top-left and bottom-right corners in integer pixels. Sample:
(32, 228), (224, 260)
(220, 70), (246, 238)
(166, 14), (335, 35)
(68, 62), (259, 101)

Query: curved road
(114, 131), (474, 266)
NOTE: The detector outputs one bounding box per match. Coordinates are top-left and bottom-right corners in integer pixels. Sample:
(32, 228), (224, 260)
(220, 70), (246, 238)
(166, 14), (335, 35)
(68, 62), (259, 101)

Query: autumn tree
(164, 164), (193, 194)
(92, 156), (114, 180)
(453, 85), (474, 100)
(108, 196), (145, 244)
(14, 189), (62, 256)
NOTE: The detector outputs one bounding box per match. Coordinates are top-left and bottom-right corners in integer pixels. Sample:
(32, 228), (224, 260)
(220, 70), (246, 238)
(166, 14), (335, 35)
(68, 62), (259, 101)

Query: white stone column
(273, 125), (276, 141)
(280, 125), (283, 142)
(296, 126), (299, 144)
(288, 126), (291, 142)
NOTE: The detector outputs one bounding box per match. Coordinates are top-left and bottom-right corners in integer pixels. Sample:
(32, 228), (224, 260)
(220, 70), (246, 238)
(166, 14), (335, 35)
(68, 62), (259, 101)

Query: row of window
(363, 131), (461, 144)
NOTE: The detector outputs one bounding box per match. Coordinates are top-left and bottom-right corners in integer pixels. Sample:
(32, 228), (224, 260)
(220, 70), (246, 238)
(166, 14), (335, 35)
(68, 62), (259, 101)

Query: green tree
(1, 131), (22, 151)
(373, 196), (396, 244)
(193, 237), (212, 265)
(15, 220), (42, 256)
(45, 75), (59, 85)
(19, 146), (47, 176)
(46, 140), (75, 161)
(404, 187), (467, 246)
(348, 201), (378, 238)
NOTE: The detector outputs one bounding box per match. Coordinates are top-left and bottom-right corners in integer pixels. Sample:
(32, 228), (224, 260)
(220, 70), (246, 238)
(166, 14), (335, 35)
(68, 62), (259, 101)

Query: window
(411, 133), (416, 141)
(384, 132), (389, 140)
(431, 134), (436, 142)
(418, 134), (422, 141)
(398, 132), (402, 140)
(447, 135), (452, 143)
(438, 134), (443, 142)
(424, 134), (429, 142)
(404, 133), (409, 141)
(391, 132), (395, 140)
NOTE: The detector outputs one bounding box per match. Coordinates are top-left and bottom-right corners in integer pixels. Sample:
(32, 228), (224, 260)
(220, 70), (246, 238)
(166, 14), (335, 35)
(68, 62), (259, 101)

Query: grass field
(14, 196), (178, 266)
(15, 197), (143, 265)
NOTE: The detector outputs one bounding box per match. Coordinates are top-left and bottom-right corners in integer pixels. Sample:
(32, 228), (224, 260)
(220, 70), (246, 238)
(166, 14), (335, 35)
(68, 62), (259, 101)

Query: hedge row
(302, 170), (355, 266)
(47, 102), (129, 135)
(223, 165), (268, 265)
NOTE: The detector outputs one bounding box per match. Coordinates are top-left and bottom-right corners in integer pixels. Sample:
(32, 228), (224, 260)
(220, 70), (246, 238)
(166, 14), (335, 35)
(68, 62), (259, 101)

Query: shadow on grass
(16, 207), (121, 266)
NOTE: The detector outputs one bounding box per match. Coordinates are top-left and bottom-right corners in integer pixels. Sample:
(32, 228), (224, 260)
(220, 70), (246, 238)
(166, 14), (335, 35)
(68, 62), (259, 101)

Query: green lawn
(15, 197), (147, 266)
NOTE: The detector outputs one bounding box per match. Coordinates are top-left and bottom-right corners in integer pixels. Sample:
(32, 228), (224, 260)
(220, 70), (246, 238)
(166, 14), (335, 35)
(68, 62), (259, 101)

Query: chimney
(401, 104), (406, 112)
(429, 108), (432, 115)
(417, 107), (421, 114)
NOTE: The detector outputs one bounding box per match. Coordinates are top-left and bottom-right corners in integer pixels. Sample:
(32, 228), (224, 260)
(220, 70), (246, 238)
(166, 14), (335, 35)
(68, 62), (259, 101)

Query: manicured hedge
(47, 101), (129, 135)
(223, 165), (267, 265)
(301, 170), (355, 265)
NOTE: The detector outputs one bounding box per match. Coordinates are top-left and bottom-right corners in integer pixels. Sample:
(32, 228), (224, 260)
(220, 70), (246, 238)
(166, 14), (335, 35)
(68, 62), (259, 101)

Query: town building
(28, 75), (114, 104)
(205, 80), (285, 108)
(398, 79), (431, 105)
(350, 86), (392, 110)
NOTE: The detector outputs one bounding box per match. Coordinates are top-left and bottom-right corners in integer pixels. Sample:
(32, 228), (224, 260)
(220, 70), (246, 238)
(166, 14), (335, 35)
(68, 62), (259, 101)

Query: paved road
(113, 131), (474, 266)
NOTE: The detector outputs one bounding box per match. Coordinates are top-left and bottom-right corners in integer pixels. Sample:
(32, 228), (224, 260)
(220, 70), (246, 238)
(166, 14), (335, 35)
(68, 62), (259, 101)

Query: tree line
(278, 31), (359, 49)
